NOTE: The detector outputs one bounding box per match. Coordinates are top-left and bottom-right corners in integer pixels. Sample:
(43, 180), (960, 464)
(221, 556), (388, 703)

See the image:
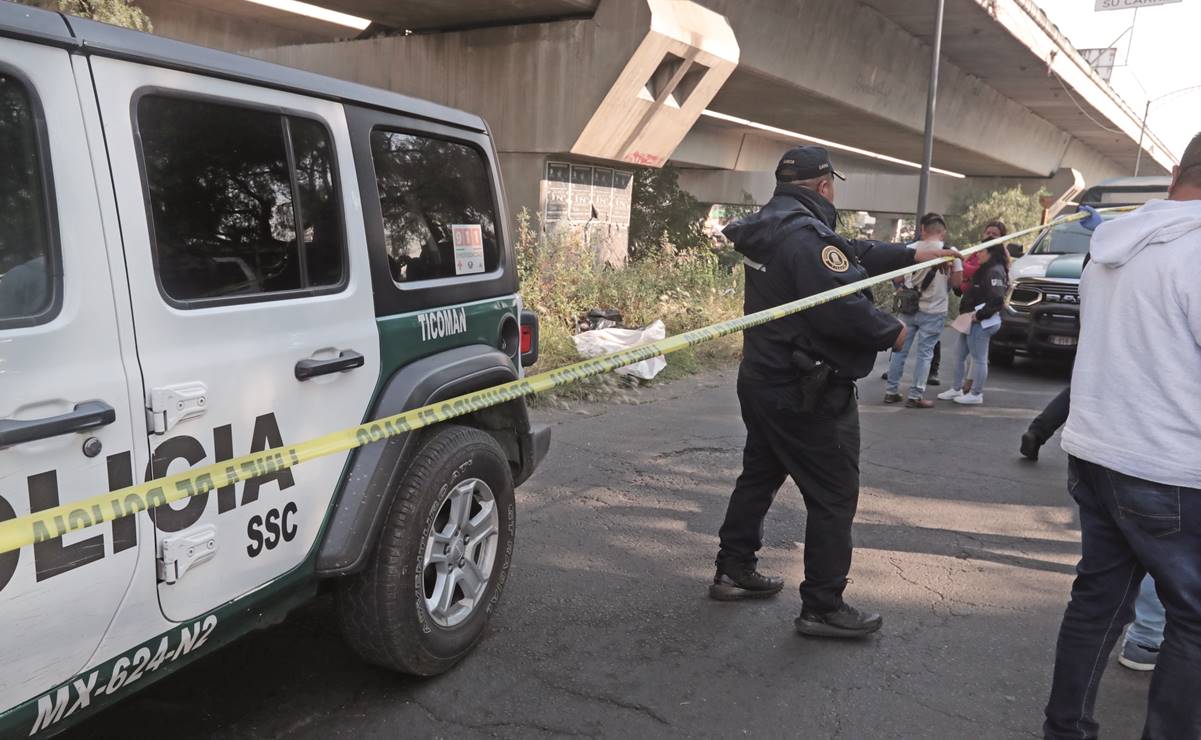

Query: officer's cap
(775, 146), (846, 183)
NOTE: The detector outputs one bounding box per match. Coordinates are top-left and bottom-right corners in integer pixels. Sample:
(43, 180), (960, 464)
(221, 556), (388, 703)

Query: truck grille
(1008, 279), (1079, 311)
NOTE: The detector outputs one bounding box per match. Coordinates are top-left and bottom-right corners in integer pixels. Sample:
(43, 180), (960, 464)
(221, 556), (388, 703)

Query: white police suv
(0, 3), (548, 735)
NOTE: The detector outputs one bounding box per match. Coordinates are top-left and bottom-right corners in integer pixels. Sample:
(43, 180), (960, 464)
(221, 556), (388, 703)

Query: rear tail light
(519, 309), (539, 367)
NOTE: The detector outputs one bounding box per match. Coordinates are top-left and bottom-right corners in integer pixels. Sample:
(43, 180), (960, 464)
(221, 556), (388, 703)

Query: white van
(0, 3), (548, 736)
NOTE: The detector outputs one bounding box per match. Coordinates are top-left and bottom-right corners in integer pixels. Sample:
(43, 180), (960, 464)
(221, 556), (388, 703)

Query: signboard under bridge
(1095, 0), (1181, 11)
(541, 161), (634, 265)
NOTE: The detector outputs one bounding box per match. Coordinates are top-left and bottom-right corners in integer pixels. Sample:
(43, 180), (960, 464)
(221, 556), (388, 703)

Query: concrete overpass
(135, 0), (1177, 257)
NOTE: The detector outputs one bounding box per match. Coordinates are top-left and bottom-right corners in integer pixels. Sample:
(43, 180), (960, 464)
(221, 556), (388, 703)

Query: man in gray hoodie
(1044, 133), (1201, 740)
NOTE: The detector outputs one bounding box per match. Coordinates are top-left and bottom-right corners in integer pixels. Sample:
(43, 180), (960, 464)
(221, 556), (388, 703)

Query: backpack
(893, 268), (937, 315)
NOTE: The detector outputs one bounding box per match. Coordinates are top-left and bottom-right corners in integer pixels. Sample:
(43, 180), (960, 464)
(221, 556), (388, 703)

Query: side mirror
(1006, 243), (1024, 259)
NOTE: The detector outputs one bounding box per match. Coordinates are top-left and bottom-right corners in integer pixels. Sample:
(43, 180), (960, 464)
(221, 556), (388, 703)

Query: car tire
(990, 347), (1016, 367)
(336, 424), (515, 676)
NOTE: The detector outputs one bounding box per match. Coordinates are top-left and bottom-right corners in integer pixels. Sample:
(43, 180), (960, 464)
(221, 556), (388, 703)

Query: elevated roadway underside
(858, 0), (1172, 178)
(319, 0), (599, 30)
(141, 0), (1175, 258)
(156, 0), (1172, 182)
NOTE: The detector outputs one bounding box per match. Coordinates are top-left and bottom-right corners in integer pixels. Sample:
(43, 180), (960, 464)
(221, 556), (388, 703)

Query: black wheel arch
(316, 344), (535, 577)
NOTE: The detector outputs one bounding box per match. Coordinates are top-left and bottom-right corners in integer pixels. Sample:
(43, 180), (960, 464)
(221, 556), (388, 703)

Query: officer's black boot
(709, 564), (784, 601)
(795, 602), (883, 638)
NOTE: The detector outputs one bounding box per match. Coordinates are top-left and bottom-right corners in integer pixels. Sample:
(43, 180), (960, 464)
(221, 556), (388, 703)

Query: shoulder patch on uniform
(821, 245), (849, 273)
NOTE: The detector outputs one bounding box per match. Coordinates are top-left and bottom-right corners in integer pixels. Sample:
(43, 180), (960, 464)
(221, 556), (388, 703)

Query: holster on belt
(791, 348), (831, 413)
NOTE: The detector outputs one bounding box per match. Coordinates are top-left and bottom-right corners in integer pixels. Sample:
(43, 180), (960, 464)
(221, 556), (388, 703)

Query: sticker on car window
(452, 224), (485, 276)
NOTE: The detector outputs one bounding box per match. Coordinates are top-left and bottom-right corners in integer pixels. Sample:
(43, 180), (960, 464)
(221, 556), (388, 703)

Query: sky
(1036, 0), (1201, 161)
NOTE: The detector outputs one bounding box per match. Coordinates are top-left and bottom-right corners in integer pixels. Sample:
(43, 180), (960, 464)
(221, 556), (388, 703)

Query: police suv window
(0, 73), (55, 327)
(291, 117), (342, 288)
(138, 96), (344, 304)
(370, 130), (500, 283)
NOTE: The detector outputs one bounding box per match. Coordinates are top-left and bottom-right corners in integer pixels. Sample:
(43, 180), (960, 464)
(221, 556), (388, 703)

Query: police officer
(709, 146), (959, 638)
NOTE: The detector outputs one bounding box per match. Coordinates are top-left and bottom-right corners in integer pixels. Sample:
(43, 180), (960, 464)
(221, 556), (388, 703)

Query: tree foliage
(628, 166), (709, 261)
(947, 186), (1046, 248)
(14, 0), (152, 32)
(371, 131), (498, 281)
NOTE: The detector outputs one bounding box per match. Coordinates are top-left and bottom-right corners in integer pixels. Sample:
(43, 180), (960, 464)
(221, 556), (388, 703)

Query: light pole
(1134, 83), (1201, 176)
(916, 0), (945, 225)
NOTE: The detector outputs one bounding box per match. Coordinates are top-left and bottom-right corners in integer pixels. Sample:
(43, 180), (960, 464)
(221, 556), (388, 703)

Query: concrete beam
(318, 0), (598, 31)
(137, 0), (350, 52)
(672, 114), (1119, 220)
(239, 0), (1169, 260)
(672, 117), (921, 175)
(256, 0), (736, 170)
(677, 167), (1085, 218)
(166, 0), (1169, 183)
(857, 0), (1174, 175)
(240, 0), (1161, 188)
(569, 0), (738, 167)
(252, 2), (645, 156)
(689, 0), (1081, 179)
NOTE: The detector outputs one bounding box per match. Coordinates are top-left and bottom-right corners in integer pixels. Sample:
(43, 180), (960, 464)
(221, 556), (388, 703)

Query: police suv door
(0, 38), (144, 712)
(91, 59), (380, 621)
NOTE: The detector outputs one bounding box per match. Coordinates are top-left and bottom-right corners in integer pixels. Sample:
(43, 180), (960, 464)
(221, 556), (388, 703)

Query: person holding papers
(938, 243), (1010, 406)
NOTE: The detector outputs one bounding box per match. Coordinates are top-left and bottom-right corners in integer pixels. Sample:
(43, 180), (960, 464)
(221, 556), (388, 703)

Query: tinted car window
(370, 130), (499, 283)
(292, 117), (342, 287)
(139, 96), (344, 303)
(0, 74), (54, 325)
(1030, 214), (1116, 256)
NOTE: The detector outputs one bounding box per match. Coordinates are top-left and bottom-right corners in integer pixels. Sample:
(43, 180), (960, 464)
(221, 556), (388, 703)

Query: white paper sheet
(451, 224), (485, 275)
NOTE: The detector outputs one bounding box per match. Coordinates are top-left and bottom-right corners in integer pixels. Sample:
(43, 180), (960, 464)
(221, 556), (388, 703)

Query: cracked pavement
(64, 350), (1150, 739)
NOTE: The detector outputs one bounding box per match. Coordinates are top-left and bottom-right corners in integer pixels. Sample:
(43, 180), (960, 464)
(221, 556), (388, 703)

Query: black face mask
(774, 183), (838, 230)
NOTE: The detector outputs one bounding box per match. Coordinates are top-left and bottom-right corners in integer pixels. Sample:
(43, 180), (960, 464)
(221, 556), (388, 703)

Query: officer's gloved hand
(912, 244), (962, 264)
(1078, 204), (1103, 232)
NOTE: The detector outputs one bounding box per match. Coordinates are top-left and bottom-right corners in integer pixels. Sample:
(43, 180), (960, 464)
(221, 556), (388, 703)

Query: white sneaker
(937, 388), (963, 401)
(953, 392), (983, 405)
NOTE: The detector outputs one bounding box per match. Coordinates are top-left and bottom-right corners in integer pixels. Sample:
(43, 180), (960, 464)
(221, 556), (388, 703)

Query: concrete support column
(871, 215), (905, 242)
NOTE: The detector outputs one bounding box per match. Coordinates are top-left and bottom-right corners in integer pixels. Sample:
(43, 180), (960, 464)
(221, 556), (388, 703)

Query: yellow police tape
(0, 206), (1126, 556)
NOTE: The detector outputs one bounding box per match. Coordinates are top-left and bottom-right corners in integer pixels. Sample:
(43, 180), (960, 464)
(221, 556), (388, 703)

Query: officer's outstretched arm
(848, 239), (915, 276)
(794, 248), (903, 352)
(851, 239), (960, 277)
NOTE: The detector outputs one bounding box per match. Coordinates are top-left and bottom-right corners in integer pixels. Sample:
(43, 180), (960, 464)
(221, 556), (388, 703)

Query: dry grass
(515, 211), (743, 402)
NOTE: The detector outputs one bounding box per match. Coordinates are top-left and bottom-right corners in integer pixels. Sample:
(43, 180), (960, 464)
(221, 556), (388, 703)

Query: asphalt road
(65, 345), (1151, 739)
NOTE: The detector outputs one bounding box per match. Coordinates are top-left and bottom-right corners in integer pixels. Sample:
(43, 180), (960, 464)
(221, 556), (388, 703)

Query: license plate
(1049, 335), (1077, 346)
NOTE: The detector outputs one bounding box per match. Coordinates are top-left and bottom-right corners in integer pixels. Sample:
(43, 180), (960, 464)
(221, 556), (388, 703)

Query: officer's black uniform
(714, 171), (917, 622)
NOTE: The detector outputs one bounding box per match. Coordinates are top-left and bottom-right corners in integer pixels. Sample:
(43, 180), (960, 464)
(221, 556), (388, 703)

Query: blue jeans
(885, 311), (943, 399)
(950, 322), (1000, 393)
(1044, 458), (1201, 740)
(1126, 574), (1167, 649)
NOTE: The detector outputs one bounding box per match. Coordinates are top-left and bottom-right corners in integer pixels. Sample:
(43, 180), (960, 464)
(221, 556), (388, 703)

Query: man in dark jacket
(710, 146), (958, 638)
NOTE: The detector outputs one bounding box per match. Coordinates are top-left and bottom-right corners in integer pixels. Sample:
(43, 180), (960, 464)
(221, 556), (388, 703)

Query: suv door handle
(0, 400), (117, 448)
(294, 350), (365, 381)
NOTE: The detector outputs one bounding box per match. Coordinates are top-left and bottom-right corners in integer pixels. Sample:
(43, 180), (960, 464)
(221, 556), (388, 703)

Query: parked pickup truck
(991, 176), (1170, 366)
